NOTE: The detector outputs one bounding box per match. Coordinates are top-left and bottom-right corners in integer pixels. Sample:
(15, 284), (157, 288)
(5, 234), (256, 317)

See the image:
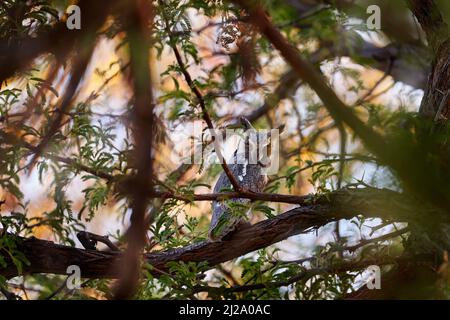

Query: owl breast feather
(208, 163), (267, 241)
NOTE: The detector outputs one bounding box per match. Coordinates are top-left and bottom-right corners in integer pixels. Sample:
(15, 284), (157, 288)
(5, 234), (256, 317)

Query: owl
(208, 117), (276, 241)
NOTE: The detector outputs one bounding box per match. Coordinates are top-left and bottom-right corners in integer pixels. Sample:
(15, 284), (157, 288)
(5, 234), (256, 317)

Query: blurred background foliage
(0, 0), (449, 299)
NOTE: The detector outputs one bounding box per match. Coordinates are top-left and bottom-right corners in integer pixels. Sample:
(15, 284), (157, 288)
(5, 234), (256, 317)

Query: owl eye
(266, 141), (272, 154)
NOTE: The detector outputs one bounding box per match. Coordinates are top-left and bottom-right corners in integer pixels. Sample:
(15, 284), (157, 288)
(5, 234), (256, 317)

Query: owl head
(234, 117), (284, 168)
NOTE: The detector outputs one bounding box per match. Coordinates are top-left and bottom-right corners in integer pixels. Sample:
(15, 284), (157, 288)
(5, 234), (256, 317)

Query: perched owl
(208, 117), (274, 241)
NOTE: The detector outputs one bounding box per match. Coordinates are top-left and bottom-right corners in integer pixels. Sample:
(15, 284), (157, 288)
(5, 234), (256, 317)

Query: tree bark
(409, 0), (450, 118)
(0, 188), (418, 280)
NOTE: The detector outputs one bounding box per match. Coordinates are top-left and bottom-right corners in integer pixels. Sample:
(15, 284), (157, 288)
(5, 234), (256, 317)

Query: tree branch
(0, 188), (421, 280)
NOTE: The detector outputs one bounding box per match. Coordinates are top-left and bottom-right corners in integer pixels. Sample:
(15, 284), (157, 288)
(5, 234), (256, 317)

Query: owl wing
(209, 197), (249, 241)
(208, 165), (250, 241)
(208, 164), (268, 241)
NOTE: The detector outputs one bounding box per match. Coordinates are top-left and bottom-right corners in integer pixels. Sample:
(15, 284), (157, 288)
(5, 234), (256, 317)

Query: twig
(0, 286), (19, 300)
(354, 58), (394, 106)
(344, 227), (409, 252)
(150, 190), (309, 204)
(77, 231), (120, 251)
(45, 277), (68, 300)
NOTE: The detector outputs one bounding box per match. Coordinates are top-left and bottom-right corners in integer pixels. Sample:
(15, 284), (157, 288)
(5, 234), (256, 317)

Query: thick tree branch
(0, 188), (422, 280)
(408, 0), (450, 118)
(408, 0), (449, 50)
(234, 1), (390, 160)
